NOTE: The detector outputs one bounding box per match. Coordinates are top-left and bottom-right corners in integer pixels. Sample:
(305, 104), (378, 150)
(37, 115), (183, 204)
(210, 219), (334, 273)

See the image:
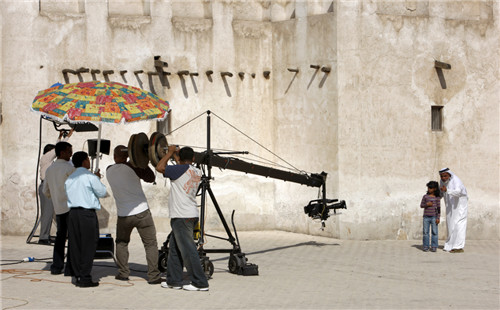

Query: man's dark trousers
(68, 207), (99, 284)
(51, 212), (72, 275)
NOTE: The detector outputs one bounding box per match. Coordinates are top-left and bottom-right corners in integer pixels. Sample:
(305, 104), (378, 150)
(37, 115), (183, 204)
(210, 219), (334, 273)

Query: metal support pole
(207, 110), (212, 179)
(199, 177), (208, 247)
(95, 123), (102, 173)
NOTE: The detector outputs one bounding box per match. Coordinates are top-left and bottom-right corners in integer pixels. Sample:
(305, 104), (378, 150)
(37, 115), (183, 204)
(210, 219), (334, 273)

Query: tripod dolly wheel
(201, 257), (214, 279)
(228, 254), (241, 274)
(158, 250), (168, 273)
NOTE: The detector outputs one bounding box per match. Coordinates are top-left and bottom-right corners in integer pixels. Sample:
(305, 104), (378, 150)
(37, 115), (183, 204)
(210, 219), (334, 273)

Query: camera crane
(129, 110), (346, 277)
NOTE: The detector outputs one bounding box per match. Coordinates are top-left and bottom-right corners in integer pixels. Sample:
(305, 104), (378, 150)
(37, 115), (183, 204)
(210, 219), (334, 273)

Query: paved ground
(1, 231), (499, 309)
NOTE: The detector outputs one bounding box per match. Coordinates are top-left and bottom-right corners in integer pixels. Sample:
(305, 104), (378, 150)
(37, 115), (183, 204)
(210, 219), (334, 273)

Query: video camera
(304, 199), (347, 221)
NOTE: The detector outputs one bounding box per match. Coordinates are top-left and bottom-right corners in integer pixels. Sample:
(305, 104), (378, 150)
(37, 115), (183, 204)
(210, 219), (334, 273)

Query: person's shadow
(92, 260), (150, 281)
(411, 244), (444, 251)
(39, 255), (151, 282)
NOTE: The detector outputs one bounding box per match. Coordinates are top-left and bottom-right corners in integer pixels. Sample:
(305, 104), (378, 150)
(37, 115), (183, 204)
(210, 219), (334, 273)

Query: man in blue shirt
(65, 151), (107, 287)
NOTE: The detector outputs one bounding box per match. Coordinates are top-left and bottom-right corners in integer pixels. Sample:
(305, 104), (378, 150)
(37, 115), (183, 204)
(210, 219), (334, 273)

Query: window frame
(431, 105), (443, 131)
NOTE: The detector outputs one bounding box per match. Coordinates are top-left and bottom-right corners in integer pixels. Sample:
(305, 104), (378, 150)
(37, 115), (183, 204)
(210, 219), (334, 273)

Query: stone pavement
(1, 231), (499, 309)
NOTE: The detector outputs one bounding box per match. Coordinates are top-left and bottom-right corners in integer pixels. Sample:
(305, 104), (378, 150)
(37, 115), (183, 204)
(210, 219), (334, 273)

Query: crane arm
(192, 150), (346, 226)
(193, 151), (325, 187)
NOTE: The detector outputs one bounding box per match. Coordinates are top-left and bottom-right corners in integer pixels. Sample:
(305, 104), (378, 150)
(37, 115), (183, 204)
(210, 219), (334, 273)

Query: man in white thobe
(439, 168), (468, 253)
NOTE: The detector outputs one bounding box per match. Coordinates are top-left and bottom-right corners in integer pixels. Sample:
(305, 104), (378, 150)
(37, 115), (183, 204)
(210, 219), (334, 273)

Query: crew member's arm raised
(155, 145), (179, 174)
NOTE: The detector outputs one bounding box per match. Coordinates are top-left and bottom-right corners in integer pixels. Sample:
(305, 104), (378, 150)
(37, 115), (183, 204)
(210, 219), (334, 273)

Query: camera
(304, 199), (346, 221)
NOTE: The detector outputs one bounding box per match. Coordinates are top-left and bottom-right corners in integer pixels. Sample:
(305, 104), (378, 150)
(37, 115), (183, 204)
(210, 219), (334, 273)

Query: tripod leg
(198, 179), (207, 246)
(206, 186), (238, 248)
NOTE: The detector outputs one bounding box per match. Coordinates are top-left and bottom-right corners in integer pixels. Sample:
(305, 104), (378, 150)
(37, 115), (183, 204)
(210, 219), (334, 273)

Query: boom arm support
(193, 152), (325, 187)
(193, 151), (346, 225)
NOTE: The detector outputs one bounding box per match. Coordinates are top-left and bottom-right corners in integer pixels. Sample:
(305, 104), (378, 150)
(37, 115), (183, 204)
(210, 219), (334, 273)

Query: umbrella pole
(94, 123), (102, 173)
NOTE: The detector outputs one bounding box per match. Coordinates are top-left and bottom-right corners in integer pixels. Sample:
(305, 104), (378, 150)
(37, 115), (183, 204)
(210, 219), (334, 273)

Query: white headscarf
(439, 168), (468, 197)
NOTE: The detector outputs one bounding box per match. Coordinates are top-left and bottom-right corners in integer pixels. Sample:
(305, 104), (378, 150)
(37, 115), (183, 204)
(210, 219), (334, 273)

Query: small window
(431, 106), (443, 131)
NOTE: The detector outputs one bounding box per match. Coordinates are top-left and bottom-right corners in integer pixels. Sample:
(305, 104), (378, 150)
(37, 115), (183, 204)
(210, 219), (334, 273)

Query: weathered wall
(271, 11), (340, 237)
(1, 0), (498, 241)
(0, 0), (278, 236)
(336, 0), (499, 240)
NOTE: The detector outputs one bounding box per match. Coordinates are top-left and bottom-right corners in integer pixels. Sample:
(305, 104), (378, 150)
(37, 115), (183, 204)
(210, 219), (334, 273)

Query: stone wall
(271, 12), (340, 237)
(335, 0), (499, 240)
(1, 0), (498, 241)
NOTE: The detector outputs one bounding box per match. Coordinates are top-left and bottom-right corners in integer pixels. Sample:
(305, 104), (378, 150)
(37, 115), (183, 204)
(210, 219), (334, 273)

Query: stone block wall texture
(1, 0), (498, 241)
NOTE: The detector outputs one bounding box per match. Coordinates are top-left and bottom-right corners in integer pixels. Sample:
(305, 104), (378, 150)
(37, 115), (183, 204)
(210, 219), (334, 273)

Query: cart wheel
(201, 258), (214, 279)
(158, 250), (168, 273)
(228, 255), (238, 274)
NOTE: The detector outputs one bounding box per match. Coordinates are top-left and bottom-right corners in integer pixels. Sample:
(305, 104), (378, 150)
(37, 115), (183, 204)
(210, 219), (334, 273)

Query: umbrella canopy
(31, 81), (170, 124)
(31, 81), (170, 171)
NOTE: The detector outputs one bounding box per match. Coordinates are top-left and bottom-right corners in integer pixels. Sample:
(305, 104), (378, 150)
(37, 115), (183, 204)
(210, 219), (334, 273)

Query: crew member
(43, 141), (74, 275)
(156, 146), (209, 291)
(106, 145), (162, 284)
(65, 151), (107, 287)
(439, 168), (469, 253)
(38, 129), (74, 244)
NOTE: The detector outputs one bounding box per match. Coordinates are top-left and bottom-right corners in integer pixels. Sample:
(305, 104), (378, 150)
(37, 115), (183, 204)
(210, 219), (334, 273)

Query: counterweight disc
(149, 132), (168, 167)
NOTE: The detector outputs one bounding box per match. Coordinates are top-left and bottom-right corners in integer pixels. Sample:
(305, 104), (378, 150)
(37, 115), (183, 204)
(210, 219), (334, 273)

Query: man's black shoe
(115, 275), (129, 281)
(38, 239), (51, 245)
(50, 270), (63, 275)
(78, 281), (99, 288)
(148, 278), (162, 285)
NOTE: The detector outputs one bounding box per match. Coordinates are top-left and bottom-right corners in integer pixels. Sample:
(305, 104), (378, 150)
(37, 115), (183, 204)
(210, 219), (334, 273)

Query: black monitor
(88, 139), (111, 157)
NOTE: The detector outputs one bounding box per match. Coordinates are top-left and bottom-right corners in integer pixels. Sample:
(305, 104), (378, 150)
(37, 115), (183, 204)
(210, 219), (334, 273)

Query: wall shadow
(307, 68), (319, 89)
(284, 72), (298, 94)
(435, 68), (447, 89)
(318, 71), (329, 88)
(190, 74), (199, 94)
(179, 75), (189, 98)
(222, 75), (232, 97)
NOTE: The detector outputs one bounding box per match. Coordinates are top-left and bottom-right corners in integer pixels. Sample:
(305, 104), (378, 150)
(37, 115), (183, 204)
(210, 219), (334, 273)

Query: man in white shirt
(439, 168), (469, 253)
(38, 129), (74, 244)
(43, 141), (75, 275)
(38, 143), (56, 245)
(106, 145), (162, 284)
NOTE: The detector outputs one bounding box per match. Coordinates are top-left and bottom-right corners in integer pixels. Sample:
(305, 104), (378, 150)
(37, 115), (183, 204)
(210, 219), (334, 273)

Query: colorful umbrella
(31, 81), (170, 170)
(31, 81), (170, 124)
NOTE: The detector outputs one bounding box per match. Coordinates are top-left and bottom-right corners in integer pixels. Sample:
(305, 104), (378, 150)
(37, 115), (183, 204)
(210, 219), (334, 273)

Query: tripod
(158, 111), (258, 277)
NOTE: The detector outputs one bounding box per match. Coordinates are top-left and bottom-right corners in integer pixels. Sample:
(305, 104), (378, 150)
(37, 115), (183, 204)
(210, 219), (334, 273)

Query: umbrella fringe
(30, 109), (67, 124)
(30, 108), (170, 125)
